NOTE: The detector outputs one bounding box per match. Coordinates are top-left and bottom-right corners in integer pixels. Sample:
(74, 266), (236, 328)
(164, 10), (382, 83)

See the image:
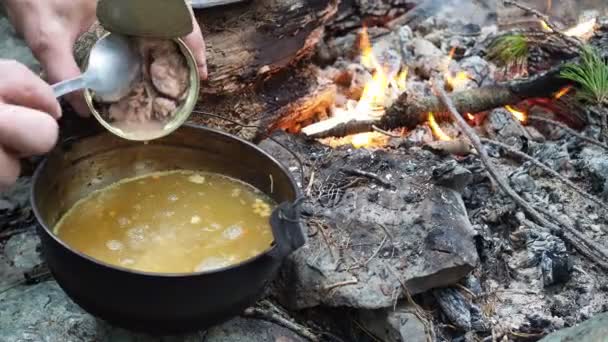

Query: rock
(205, 317), (306, 342)
(3, 231), (42, 269)
(530, 142), (573, 175)
(359, 305), (428, 342)
(483, 108), (526, 140)
(0, 177), (32, 210)
(539, 312), (608, 342)
(263, 133), (478, 310)
(459, 56), (495, 87)
(411, 38), (442, 58)
(579, 146), (608, 199)
(0, 281), (304, 341)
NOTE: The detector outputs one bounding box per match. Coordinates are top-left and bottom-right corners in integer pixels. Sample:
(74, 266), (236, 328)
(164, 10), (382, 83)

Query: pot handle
(268, 198), (306, 260)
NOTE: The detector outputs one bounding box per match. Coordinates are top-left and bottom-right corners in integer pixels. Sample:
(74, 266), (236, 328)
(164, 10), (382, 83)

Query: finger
(36, 42), (90, 116)
(0, 147), (20, 192)
(182, 8), (208, 80)
(0, 60), (62, 119)
(0, 103), (59, 157)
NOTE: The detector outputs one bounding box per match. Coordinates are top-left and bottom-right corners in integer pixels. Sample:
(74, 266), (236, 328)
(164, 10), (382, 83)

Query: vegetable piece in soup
(54, 170), (275, 273)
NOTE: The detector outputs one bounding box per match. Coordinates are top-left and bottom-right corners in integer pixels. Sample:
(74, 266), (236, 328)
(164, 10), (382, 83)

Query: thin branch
(434, 83), (608, 270)
(528, 114), (608, 150)
(434, 85), (556, 229)
(243, 306), (319, 341)
(340, 168), (395, 189)
(502, 0), (583, 51)
(481, 137), (608, 210)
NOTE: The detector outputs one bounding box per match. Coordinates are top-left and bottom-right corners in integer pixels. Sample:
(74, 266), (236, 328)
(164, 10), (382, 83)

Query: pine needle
(487, 34), (529, 67)
(560, 45), (608, 105)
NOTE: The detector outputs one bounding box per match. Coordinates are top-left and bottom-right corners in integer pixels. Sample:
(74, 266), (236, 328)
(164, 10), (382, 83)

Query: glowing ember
(448, 47), (457, 60)
(504, 105), (527, 122)
(428, 112), (452, 141)
(564, 18), (597, 38)
(554, 85), (573, 99)
(319, 132), (389, 149)
(466, 113), (475, 121)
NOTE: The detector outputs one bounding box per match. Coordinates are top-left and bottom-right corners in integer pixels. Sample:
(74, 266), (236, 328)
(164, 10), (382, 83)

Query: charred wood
(303, 65), (571, 139)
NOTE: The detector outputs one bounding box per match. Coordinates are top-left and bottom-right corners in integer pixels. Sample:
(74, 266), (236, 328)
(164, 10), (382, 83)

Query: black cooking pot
(30, 124), (305, 334)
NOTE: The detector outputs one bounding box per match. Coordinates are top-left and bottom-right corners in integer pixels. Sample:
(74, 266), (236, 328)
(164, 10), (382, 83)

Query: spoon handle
(52, 76), (87, 98)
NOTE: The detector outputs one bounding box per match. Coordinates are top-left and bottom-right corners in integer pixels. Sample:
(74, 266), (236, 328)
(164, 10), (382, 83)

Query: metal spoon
(52, 34), (140, 102)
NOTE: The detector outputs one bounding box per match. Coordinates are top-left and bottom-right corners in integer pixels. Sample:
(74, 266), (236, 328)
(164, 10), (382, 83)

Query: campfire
(3, 0), (608, 341)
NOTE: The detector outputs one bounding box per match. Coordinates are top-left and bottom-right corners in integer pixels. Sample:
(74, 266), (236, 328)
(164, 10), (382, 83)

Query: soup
(54, 170), (276, 273)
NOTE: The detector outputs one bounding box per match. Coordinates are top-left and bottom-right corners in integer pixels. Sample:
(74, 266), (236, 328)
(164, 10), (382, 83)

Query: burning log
(198, 0), (339, 94)
(303, 64), (572, 139)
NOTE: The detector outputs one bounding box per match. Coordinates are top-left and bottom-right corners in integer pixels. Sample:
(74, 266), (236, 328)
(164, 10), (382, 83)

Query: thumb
(37, 42), (90, 116)
(183, 7), (208, 80)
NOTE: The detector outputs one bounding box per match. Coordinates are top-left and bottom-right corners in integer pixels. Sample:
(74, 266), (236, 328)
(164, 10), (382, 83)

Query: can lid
(97, 0), (193, 38)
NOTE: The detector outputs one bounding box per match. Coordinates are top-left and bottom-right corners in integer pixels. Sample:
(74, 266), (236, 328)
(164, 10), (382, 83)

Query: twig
(387, 265), (434, 342)
(434, 83), (608, 270)
(323, 277), (358, 292)
(502, 0), (583, 50)
(372, 125), (400, 138)
(306, 171), (316, 197)
(528, 114), (608, 150)
(340, 168), (395, 189)
(481, 138), (608, 210)
(363, 235), (388, 266)
(434, 85), (555, 230)
(243, 306), (319, 341)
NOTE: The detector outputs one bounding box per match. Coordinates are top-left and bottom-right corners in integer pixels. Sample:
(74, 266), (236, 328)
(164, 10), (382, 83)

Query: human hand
(0, 60), (61, 191)
(4, 0), (208, 116)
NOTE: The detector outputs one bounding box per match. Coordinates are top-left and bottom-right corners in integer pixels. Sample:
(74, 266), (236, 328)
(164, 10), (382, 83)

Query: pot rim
(30, 123), (301, 278)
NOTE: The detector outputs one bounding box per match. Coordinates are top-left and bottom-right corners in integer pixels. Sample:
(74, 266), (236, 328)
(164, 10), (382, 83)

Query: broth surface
(54, 170), (275, 273)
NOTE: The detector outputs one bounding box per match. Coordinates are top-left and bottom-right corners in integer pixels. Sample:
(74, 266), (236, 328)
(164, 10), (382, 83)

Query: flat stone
(205, 317), (305, 342)
(261, 133), (478, 310)
(539, 312), (608, 342)
(0, 281), (304, 341)
(4, 231), (42, 269)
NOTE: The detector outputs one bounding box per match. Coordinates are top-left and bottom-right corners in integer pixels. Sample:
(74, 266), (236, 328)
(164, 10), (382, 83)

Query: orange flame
(306, 26), (412, 148)
(466, 113), (475, 121)
(356, 69), (389, 113)
(448, 47), (457, 60)
(359, 26), (379, 70)
(554, 85), (573, 99)
(428, 112), (452, 141)
(505, 105), (527, 122)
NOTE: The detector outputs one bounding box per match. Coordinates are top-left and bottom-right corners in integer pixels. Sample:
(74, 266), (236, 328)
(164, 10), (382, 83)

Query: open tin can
(83, 33), (200, 141)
